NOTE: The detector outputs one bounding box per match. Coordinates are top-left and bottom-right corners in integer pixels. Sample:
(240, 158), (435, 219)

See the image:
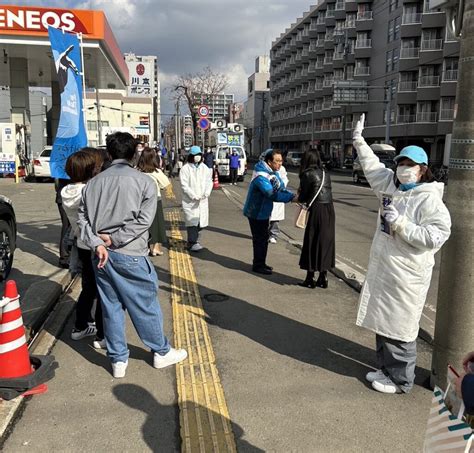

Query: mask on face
(396, 165), (420, 184)
(194, 155), (202, 163)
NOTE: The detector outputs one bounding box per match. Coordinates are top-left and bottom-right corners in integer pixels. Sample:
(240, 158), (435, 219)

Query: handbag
(294, 170), (325, 229)
(154, 169), (171, 190)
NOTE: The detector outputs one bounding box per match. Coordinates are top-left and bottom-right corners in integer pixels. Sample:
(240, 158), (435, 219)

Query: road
(221, 167), (440, 338)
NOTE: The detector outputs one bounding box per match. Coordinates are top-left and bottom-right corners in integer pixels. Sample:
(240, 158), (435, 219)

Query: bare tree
(171, 66), (228, 145)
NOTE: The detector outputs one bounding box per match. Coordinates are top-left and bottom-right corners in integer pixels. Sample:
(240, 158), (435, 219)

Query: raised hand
(353, 113), (365, 140)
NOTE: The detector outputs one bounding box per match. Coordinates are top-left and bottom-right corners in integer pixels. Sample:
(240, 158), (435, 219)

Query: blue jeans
(93, 250), (170, 363)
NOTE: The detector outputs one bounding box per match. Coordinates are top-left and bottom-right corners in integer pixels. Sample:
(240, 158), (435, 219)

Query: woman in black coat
(297, 148), (336, 288)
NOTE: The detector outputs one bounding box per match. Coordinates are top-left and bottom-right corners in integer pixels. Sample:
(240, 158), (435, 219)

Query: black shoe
(315, 274), (328, 288)
(252, 266), (272, 275)
(298, 279), (317, 288)
(264, 264), (273, 271)
(58, 261), (69, 269)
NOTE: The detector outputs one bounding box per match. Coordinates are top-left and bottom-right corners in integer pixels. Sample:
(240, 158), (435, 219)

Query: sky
(5, 0), (313, 116)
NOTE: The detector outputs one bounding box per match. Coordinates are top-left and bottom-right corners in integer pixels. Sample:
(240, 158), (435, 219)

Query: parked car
(286, 151), (303, 167)
(343, 157), (354, 169)
(352, 144), (396, 184)
(0, 196), (16, 281)
(33, 146), (52, 181)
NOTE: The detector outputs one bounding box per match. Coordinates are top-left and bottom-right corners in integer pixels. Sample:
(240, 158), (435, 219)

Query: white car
(286, 151), (303, 167)
(33, 146), (52, 181)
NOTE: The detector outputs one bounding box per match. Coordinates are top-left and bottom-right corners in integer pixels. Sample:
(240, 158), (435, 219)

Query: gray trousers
(269, 221), (280, 239)
(376, 334), (417, 393)
(187, 226), (202, 246)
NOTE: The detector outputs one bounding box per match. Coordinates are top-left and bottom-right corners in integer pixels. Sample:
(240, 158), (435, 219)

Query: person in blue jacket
(243, 149), (295, 275)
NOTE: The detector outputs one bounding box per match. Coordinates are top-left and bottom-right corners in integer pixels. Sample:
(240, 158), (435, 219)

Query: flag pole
(78, 32), (88, 141)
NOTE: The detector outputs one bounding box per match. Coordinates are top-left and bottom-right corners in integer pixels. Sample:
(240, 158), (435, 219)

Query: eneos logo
(136, 64), (145, 76)
(0, 6), (89, 34)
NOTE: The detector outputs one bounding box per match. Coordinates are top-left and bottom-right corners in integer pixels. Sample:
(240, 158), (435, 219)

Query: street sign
(198, 105), (210, 117)
(198, 117), (210, 130)
(333, 81), (368, 105)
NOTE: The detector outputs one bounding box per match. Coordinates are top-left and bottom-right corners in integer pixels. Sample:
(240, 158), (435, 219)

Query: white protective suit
(353, 136), (451, 342)
(179, 163), (213, 227)
(270, 165), (289, 222)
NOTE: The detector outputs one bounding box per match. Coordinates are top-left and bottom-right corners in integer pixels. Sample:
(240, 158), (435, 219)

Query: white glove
(353, 113), (365, 141)
(383, 205), (399, 224)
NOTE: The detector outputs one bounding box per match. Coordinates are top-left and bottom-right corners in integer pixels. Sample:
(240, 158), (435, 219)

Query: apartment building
(269, 0), (459, 164)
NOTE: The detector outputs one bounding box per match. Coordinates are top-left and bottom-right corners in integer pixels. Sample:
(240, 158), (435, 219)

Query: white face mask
(194, 155), (202, 163)
(396, 165), (420, 184)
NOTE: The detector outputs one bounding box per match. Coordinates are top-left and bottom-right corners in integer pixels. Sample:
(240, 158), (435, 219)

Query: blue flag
(48, 27), (87, 179)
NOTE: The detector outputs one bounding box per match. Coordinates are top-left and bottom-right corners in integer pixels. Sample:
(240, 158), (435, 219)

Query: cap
(394, 145), (428, 165)
(189, 146), (202, 155)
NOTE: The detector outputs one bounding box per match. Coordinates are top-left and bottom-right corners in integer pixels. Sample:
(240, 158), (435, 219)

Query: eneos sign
(0, 5), (96, 36)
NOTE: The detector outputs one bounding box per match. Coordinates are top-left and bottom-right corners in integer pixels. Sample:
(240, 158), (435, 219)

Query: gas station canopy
(0, 4), (128, 89)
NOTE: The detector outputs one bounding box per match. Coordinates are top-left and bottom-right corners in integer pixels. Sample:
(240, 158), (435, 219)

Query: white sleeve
(179, 165), (198, 200)
(353, 137), (395, 196)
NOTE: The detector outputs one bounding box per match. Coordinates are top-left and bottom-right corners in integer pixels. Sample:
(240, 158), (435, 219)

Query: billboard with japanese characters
(126, 60), (154, 98)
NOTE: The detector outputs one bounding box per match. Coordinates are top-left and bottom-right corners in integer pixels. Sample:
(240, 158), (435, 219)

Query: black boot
(315, 271), (328, 288)
(298, 271), (316, 288)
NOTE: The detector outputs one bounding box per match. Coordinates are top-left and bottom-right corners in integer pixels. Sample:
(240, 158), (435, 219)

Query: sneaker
(93, 337), (106, 349)
(372, 376), (401, 394)
(71, 325), (97, 341)
(269, 237), (277, 244)
(189, 243), (204, 252)
(365, 369), (386, 383)
(111, 360), (128, 378)
(153, 348), (188, 369)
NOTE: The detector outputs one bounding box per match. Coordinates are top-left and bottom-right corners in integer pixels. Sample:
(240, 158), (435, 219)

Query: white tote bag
(294, 170), (325, 229)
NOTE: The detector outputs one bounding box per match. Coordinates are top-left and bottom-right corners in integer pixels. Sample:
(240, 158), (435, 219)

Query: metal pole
(431, 1), (473, 388)
(340, 30), (348, 166)
(385, 80), (392, 144)
(78, 32), (88, 140)
(311, 109), (315, 147)
(95, 88), (102, 145)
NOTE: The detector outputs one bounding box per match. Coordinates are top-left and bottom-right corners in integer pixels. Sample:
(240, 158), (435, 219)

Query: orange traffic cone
(0, 280), (57, 400)
(213, 168), (220, 189)
(0, 280), (31, 379)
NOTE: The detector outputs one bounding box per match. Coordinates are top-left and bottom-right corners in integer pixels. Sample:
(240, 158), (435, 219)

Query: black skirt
(149, 199), (167, 244)
(299, 202), (336, 272)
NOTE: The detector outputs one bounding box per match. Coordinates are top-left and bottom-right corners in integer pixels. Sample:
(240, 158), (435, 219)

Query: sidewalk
(2, 181), (434, 452)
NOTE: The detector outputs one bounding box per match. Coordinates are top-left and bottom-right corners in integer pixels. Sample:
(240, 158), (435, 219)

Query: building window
(384, 79), (397, 100)
(440, 97), (455, 120)
(248, 80), (253, 94)
(389, 0), (400, 12)
(386, 48), (399, 72)
(394, 16), (401, 40)
(443, 58), (459, 81)
(87, 121), (97, 131)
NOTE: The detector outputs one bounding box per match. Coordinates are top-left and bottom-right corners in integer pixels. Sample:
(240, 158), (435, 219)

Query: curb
(0, 276), (79, 447)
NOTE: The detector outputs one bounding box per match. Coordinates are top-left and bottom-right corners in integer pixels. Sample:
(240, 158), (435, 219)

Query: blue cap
(394, 146), (428, 165)
(189, 146), (202, 155)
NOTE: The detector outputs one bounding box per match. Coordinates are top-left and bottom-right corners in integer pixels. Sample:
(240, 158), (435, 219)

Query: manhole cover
(203, 293), (229, 303)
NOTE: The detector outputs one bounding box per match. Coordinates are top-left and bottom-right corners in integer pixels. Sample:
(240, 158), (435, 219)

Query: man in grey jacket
(78, 132), (187, 378)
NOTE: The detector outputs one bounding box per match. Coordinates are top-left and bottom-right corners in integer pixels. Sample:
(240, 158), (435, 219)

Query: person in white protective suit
(352, 114), (451, 395)
(179, 146), (213, 252)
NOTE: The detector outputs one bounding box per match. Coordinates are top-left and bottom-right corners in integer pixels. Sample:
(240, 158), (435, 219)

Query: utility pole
(431, 0), (473, 388)
(339, 29), (349, 168)
(260, 92), (266, 153)
(385, 79), (392, 144)
(95, 88), (102, 145)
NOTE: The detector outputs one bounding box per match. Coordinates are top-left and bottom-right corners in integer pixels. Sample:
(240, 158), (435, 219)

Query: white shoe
(153, 348), (188, 369)
(372, 376), (401, 394)
(93, 338), (106, 349)
(71, 325), (97, 340)
(111, 360), (128, 378)
(269, 237), (277, 244)
(189, 243), (204, 252)
(365, 369), (386, 383)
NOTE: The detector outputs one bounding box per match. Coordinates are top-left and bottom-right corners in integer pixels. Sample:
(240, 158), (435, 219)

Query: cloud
(3, 0), (312, 115)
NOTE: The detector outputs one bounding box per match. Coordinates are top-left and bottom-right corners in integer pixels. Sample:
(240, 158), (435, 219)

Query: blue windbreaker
(243, 161), (294, 220)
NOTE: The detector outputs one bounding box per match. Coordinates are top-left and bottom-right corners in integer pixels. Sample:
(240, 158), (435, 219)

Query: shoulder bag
(294, 170), (325, 229)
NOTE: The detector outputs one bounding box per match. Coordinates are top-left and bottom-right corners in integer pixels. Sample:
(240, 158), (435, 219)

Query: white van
(214, 145), (247, 181)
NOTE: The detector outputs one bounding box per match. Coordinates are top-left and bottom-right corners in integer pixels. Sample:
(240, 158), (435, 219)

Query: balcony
(397, 114), (416, 123)
(327, 9), (335, 18)
(354, 66), (370, 76)
(315, 82), (324, 90)
(331, 123), (342, 130)
(324, 56), (334, 64)
(421, 39), (443, 51)
(335, 0), (345, 10)
(309, 43), (318, 52)
(398, 81), (418, 91)
(334, 52), (344, 60)
(334, 28), (345, 36)
(402, 13), (422, 24)
(355, 39), (372, 49)
(325, 33), (334, 42)
(314, 103), (323, 111)
(323, 101), (332, 109)
(345, 19), (356, 28)
(302, 48), (309, 57)
(443, 70), (458, 82)
(316, 61), (324, 69)
(416, 112), (438, 122)
(323, 79), (334, 87)
(356, 11), (373, 21)
(439, 109), (454, 120)
(400, 47), (420, 58)
(310, 21), (318, 31)
(308, 64), (317, 73)
(316, 39), (325, 47)
(418, 75), (440, 87)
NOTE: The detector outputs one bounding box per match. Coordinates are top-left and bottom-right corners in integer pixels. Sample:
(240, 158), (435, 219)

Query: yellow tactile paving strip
(166, 206), (236, 453)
